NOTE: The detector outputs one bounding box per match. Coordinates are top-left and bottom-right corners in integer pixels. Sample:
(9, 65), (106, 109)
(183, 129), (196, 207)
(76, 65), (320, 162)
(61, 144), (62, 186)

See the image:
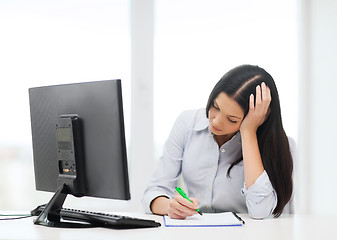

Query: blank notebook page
(163, 212), (244, 227)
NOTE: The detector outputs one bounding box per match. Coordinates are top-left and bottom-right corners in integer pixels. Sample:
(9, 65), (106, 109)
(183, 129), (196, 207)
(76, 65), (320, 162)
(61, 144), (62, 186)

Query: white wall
(0, 0), (132, 212)
(129, 0), (155, 210)
(153, 0), (298, 162)
(0, 0), (336, 216)
(297, 0), (337, 214)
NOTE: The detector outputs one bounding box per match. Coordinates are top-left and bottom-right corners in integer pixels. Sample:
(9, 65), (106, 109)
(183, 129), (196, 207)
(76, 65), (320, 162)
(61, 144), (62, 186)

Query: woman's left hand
(240, 82), (271, 134)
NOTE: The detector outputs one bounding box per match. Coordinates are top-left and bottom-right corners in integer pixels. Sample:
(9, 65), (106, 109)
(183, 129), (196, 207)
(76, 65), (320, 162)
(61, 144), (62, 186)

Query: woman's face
(208, 92), (244, 136)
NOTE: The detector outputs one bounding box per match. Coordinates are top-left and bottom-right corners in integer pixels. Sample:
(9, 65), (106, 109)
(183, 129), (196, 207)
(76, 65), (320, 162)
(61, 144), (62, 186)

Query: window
(0, 0), (130, 210)
(153, 0), (298, 159)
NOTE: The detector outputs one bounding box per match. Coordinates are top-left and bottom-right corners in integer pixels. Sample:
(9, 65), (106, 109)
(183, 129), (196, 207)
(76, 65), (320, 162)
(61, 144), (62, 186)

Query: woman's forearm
(241, 130), (265, 188)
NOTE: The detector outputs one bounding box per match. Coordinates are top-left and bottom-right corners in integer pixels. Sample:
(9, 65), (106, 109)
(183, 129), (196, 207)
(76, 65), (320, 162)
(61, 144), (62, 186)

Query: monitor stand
(34, 183), (93, 228)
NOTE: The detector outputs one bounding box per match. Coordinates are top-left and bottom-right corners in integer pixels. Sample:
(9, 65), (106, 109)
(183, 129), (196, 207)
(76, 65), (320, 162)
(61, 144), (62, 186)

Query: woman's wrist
(150, 196), (170, 215)
(240, 128), (257, 138)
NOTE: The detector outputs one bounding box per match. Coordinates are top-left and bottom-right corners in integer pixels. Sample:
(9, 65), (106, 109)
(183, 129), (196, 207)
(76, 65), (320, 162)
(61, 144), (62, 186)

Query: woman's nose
(212, 115), (222, 125)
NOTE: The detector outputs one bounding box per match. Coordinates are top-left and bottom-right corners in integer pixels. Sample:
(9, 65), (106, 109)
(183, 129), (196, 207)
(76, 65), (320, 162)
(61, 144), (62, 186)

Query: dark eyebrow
(214, 99), (242, 119)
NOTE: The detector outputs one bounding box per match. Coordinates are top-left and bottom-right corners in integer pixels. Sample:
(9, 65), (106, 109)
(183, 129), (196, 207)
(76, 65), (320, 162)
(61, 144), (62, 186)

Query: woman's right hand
(167, 195), (199, 219)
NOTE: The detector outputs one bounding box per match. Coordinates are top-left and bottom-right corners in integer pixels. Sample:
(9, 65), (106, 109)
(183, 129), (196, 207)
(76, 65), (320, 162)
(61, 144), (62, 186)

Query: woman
(142, 64), (293, 219)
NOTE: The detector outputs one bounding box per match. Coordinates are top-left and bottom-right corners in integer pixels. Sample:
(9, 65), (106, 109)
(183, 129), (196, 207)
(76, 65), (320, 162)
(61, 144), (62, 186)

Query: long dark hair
(206, 64), (293, 218)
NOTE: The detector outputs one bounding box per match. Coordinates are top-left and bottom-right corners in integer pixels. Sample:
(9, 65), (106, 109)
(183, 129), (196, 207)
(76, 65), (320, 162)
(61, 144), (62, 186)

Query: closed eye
(227, 118), (237, 123)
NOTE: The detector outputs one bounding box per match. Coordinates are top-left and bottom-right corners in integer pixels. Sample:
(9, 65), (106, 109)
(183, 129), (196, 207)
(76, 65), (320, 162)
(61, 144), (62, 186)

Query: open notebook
(163, 212), (245, 227)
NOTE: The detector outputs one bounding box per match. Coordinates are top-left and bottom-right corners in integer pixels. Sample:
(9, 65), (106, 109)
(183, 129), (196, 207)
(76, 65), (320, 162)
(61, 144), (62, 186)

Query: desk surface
(1, 212), (336, 240)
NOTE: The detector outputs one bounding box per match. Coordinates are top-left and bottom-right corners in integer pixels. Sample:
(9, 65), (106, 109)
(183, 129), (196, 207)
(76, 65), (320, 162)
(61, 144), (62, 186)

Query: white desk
(1, 212), (336, 240)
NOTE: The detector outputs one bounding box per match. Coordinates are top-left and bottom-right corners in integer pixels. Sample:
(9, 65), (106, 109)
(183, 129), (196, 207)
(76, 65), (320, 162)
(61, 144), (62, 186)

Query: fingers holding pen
(168, 195), (199, 219)
(174, 195), (198, 214)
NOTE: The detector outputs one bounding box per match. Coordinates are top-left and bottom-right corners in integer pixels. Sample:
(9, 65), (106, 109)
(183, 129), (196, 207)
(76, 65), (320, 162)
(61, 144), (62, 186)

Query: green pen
(175, 187), (203, 215)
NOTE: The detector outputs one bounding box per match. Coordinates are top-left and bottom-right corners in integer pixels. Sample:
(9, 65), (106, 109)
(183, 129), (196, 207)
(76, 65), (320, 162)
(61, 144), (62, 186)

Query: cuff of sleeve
(241, 170), (277, 219)
(241, 170), (274, 198)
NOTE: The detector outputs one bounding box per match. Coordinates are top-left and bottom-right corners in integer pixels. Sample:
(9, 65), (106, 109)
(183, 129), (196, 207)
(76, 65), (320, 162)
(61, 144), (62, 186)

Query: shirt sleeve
(241, 170), (277, 219)
(141, 112), (188, 214)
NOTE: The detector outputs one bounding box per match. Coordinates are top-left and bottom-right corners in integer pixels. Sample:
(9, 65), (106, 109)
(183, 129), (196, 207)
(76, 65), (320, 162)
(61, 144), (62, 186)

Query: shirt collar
(193, 109), (210, 131)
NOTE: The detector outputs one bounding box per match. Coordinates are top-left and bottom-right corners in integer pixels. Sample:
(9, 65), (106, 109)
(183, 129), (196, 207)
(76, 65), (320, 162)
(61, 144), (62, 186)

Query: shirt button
(221, 148), (226, 153)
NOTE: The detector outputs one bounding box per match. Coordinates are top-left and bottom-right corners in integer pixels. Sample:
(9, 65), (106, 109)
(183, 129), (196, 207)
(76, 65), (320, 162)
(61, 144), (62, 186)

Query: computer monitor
(29, 79), (130, 227)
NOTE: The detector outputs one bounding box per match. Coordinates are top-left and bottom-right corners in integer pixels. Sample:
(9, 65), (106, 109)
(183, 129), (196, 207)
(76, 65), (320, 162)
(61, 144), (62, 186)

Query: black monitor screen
(29, 80), (130, 200)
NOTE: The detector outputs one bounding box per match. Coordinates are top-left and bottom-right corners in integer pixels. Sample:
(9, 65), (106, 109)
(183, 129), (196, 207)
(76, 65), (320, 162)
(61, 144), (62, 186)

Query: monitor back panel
(29, 80), (130, 200)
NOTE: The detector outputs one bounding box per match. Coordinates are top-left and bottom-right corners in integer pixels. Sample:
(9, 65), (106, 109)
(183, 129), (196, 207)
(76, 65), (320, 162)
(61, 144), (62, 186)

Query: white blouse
(142, 108), (292, 219)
